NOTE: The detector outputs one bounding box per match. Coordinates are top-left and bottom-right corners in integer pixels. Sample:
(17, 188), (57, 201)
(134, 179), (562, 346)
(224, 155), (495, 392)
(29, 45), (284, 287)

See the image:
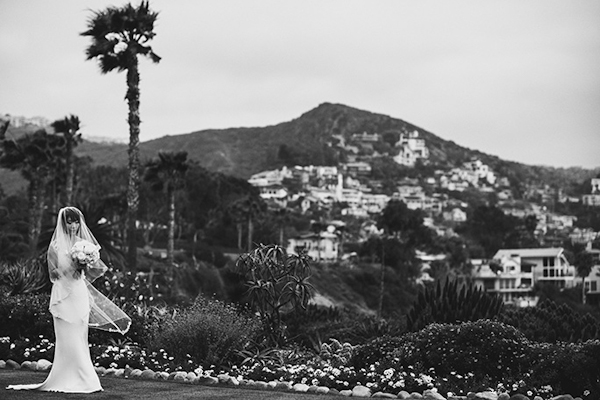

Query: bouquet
(70, 239), (100, 273)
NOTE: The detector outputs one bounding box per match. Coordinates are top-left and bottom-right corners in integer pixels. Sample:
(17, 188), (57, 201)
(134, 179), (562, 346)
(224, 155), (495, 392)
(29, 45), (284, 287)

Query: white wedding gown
(7, 274), (103, 393)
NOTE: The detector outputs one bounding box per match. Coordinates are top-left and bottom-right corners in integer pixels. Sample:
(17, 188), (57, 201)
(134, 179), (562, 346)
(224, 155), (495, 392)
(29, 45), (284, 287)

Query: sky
(1, 0), (599, 169)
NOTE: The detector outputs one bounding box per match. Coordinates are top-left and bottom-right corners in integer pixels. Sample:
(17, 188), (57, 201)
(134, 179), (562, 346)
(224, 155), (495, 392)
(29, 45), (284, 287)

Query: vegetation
(82, 0), (161, 270)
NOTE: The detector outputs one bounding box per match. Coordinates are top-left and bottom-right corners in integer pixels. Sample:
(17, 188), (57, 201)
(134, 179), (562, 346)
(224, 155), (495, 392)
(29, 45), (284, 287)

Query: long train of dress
(6, 277), (102, 393)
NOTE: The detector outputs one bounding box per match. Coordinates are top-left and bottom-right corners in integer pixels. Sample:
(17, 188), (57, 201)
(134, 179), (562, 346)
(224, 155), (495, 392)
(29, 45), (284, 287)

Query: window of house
(592, 281), (598, 292)
(521, 278), (532, 287)
(521, 264), (532, 273)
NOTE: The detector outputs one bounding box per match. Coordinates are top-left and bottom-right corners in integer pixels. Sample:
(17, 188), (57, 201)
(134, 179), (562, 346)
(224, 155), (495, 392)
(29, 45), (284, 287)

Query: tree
(143, 151), (189, 267)
(236, 244), (314, 347)
(51, 115), (83, 206)
(82, 0), (161, 270)
(571, 243), (595, 305)
(0, 129), (66, 255)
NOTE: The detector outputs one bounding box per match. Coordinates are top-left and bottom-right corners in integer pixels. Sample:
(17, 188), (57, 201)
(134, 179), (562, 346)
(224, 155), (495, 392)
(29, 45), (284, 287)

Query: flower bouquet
(70, 239), (100, 273)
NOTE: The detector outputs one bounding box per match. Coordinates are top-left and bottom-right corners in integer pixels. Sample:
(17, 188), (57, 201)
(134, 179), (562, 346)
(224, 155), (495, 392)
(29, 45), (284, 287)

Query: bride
(7, 206), (131, 393)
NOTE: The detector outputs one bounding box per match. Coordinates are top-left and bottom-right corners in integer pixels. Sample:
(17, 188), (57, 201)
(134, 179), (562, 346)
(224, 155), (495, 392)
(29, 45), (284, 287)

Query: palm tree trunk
(167, 185), (175, 266)
(247, 217), (253, 252)
(65, 140), (74, 205)
(125, 56), (141, 270)
(237, 222), (243, 250)
(377, 242), (385, 319)
(28, 174), (46, 256)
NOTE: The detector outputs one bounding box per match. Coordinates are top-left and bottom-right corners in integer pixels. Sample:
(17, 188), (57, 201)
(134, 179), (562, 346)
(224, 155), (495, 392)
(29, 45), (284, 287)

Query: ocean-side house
(286, 231), (340, 262)
(472, 247), (577, 306)
(361, 193), (391, 214)
(583, 245), (600, 303)
(463, 159), (497, 186)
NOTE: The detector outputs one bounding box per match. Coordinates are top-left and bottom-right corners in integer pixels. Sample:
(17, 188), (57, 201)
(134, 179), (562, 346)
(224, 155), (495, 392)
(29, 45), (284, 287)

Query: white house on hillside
(472, 247), (576, 307)
(286, 232), (339, 262)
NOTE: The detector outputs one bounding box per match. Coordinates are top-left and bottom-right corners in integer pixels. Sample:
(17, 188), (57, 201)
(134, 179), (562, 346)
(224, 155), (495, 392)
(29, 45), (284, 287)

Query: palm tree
(143, 151), (189, 266)
(51, 115), (83, 206)
(82, 1), (161, 270)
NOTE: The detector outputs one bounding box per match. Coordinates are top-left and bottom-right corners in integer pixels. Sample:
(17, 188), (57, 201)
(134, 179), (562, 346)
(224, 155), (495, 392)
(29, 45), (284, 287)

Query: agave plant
(0, 254), (51, 295)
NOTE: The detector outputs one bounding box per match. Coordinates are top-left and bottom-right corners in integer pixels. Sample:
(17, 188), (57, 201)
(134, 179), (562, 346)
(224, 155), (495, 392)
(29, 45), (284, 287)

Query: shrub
(0, 287), (53, 340)
(147, 295), (260, 368)
(526, 340), (600, 399)
(0, 255), (51, 295)
(406, 278), (503, 331)
(498, 299), (600, 343)
(352, 320), (531, 394)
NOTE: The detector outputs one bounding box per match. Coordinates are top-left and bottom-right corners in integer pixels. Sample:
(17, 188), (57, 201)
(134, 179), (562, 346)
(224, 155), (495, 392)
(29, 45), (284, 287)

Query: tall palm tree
(143, 151), (189, 267)
(51, 115), (82, 206)
(82, 1), (160, 270)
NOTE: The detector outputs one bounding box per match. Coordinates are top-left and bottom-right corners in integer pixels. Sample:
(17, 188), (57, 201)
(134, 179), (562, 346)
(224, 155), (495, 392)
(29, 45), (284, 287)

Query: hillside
(1, 103), (598, 195)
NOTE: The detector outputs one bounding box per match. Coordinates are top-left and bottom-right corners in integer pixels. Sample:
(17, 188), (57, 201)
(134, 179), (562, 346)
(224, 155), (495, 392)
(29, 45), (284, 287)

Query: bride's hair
(64, 208), (81, 223)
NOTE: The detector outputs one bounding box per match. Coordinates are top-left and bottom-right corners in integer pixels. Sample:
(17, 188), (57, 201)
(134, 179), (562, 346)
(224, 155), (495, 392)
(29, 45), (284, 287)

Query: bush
(352, 320), (531, 394)
(527, 340), (600, 399)
(498, 299), (600, 343)
(147, 295), (260, 368)
(0, 287), (53, 340)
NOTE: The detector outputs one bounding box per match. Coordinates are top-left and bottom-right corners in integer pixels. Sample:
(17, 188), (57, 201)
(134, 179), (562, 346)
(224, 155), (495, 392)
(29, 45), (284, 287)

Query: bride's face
(65, 218), (80, 235)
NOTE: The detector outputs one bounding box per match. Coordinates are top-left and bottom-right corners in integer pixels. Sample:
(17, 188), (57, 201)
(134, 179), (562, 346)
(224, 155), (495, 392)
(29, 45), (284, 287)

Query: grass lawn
(1, 370), (339, 399)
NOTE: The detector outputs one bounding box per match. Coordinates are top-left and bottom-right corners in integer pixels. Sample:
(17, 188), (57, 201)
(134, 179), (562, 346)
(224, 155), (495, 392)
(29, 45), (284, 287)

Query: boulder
(352, 385), (372, 397)
(186, 372), (197, 381)
(198, 375), (219, 385)
(217, 373), (230, 383)
(293, 383), (310, 392)
(424, 389), (447, 400)
(339, 389), (353, 396)
(550, 396), (574, 400)
(275, 381), (293, 391)
(497, 394), (511, 400)
(397, 391), (412, 399)
(37, 359), (52, 371)
(316, 386), (330, 394)
(173, 371), (187, 382)
(129, 369), (143, 378)
(372, 392), (397, 398)
(254, 381), (269, 390)
(509, 395), (530, 400)
(94, 366), (106, 376)
(20, 361), (34, 371)
(475, 392), (498, 400)
(0, 360), (6, 369)
(140, 370), (155, 380)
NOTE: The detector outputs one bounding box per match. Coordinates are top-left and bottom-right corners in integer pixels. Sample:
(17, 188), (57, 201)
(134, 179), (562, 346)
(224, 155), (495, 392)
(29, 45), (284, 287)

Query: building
(393, 130), (429, 166)
(472, 247), (576, 306)
(286, 231), (339, 262)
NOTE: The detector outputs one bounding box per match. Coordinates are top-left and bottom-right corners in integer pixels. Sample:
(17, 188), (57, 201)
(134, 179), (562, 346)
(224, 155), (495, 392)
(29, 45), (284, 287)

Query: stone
(114, 369), (125, 378)
(372, 392), (397, 398)
(267, 381), (278, 388)
(467, 393), (477, 400)
(475, 392), (498, 400)
(255, 381), (269, 390)
(173, 371), (187, 381)
(397, 391), (411, 399)
(217, 373), (230, 383)
(533, 397), (543, 400)
(0, 360), (6, 369)
(37, 358), (51, 375)
(7, 360), (19, 370)
(293, 383), (310, 392)
(448, 397), (468, 400)
(307, 385), (319, 393)
(352, 385), (372, 397)
(124, 366), (133, 377)
(329, 388), (340, 395)
(409, 393), (424, 399)
(424, 388), (447, 400)
(316, 386), (330, 394)
(497, 394), (510, 400)
(20, 361), (34, 370)
(140, 370), (155, 380)
(129, 369), (143, 378)
(168, 372), (177, 380)
(509, 395), (530, 400)
(340, 389), (353, 396)
(227, 376), (239, 386)
(549, 397), (574, 400)
(276, 381), (292, 391)
(94, 366), (106, 376)
(186, 372), (197, 381)
(198, 375), (219, 385)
